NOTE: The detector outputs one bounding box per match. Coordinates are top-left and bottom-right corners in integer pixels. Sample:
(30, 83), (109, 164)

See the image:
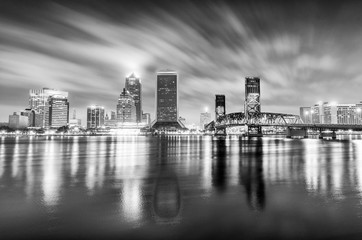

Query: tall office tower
(200, 111), (211, 129)
(215, 95), (226, 121)
(29, 88), (69, 128)
(117, 88), (137, 123)
(299, 107), (311, 124)
(125, 73), (142, 123)
(152, 70), (184, 130)
(47, 97), (69, 128)
(87, 105), (105, 128)
(244, 77), (261, 123)
(110, 111), (116, 120)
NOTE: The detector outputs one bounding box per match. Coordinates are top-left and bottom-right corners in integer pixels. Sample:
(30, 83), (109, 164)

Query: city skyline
(2, 1), (362, 125)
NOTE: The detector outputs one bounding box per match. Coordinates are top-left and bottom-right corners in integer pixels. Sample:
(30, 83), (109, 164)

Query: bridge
(206, 77), (362, 138)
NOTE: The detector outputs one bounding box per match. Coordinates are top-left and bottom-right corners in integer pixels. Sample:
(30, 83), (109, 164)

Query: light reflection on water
(2, 136), (362, 238)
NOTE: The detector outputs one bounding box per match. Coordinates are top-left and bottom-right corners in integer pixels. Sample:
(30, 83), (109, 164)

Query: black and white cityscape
(2, 1), (362, 239)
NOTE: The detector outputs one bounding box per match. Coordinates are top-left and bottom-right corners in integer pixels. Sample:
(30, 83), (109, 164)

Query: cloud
(0, 1), (361, 124)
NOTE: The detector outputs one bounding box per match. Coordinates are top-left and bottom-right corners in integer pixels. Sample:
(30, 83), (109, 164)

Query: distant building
(87, 105), (105, 128)
(303, 101), (362, 124)
(8, 112), (28, 129)
(142, 113), (151, 126)
(111, 111), (116, 120)
(69, 109), (81, 127)
(47, 97), (69, 128)
(125, 73), (142, 123)
(117, 88), (137, 123)
(29, 88), (69, 128)
(152, 70), (184, 130)
(200, 111), (211, 129)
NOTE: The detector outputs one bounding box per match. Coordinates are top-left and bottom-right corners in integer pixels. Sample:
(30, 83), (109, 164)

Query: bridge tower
(215, 94), (226, 135)
(245, 77), (262, 136)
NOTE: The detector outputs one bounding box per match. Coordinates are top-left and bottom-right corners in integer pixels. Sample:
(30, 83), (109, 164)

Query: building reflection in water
(152, 136), (182, 224)
(43, 139), (62, 208)
(239, 138), (265, 211)
(211, 136), (227, 192)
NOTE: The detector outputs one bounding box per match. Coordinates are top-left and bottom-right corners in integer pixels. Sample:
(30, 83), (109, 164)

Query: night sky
(1, 0), (362, 125)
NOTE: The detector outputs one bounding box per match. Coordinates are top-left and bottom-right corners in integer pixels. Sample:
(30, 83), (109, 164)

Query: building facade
(125, 73), (142, 123)
(152, 70), (184, 130)
(117, 88), (137, 123)
(8, 112), (28, 129)
(87, 105), (105, 129)
(302, 101), (362, 124)
(29, 88), (69, 128)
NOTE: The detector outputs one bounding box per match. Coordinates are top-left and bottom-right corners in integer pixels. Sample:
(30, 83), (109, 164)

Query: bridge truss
(206, 112), (303, 131)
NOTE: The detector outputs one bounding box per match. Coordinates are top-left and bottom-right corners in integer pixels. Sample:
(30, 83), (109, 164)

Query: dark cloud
(1, 0), (362, 124)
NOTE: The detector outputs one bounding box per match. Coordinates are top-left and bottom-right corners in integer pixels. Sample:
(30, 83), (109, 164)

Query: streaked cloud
(0, 1), (361, 124)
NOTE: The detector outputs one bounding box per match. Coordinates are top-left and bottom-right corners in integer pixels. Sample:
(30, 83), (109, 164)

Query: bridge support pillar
(247, 125), (263, 137)
(332, 131), (337, 140)
(286, 127), (308, 139)
(319, 130), (337, 139)
(214, 127), (227, 136)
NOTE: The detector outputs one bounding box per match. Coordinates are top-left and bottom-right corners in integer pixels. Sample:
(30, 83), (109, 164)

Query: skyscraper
(152, 70), (184, 130)
(117, 88), (137, 124)
(47, 96), (69, 128)
(299, 107), (311, 124)
(87, 105), (105, 128)
(125, 73), (142, 123)
(244, 77), (261, 123)
(29, 88), (69, 128)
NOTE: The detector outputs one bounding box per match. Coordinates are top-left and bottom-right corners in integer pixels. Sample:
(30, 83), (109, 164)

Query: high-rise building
(8, 112), (28, 129)
(87, 105), (104, 128)
(152, 70), (184, 130)
(200, 111), (211, 129)
(69, 108), (82, 127)
(302, 101), (362, 124)
(245, 77), (261, 123)
(215, 95), (226, 121)
(111, 111), (116, 120)
(117, 88), (137, 123)
(125, 73), (142, 123)
(47, 97), (69, 128)
(28, 88), (69, 128)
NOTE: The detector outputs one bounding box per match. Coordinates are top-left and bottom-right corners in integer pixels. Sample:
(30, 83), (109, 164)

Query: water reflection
(152, 136), (182, 224)
(239, 138), (265, 211)
(2, 136), (362, 238)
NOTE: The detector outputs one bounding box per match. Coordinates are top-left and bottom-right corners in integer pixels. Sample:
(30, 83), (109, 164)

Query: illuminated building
(302, 101), (362, 124)
(8, 112), (28, 129)
(47, 97), (69, 128)
(152, 70), (184, 130)
(117, 88), (137, 124)
(28, 88), (69, 128)
(87, 105), (105, 128)
(125, 73), (142, 123)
